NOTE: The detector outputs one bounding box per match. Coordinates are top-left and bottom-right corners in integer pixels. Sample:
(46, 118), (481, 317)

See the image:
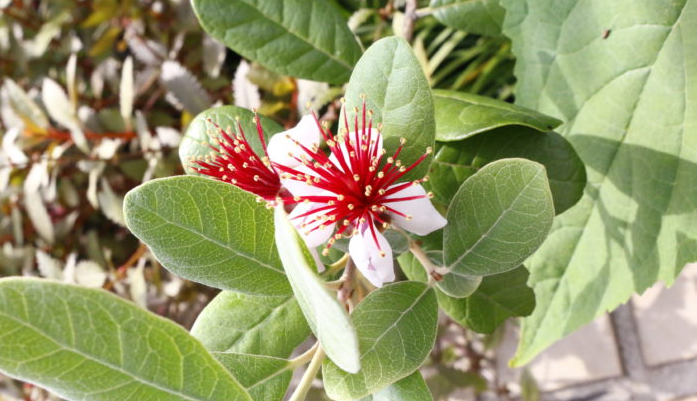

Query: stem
(288, 345), (326, 401)
(409, 241), (448, 285)
(289, 342), (319, 368)
(337, 258), (356, 306)
(322, 253), (349, 278)
(403, 0), (418, 42)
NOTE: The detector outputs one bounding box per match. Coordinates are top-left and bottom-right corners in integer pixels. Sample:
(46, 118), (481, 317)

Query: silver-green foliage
(124, 176), (290, 296)
(441, 158), (555, 297)
(191, 0), (362, 84)
(0, 278), (251, 401)
(273, 207), (360, 374)
(341, 36), (436, 181)
(323, 282), (438, 400)
(191, 291), (310, 358)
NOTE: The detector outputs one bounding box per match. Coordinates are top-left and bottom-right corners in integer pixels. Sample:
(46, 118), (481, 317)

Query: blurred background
(0, 1), (695, 400)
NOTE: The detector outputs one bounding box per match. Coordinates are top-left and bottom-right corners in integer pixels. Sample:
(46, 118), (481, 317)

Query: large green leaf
(358, 371), (433, 401)
(191, 0), (362, 84)
(432, 89), (561, 141)
(0, 278), (251, 401)
(213, 353), (292, 401)
(273, 207), (360, 373)
(191, 291), (309, 358)
(501, 0), (697, 365)
(323, 282), (438, 400)
(428, 127), (586, 214)
(430, 0), (506, 36)
(124, 176), (290, 295)
(180, 105), (284, 176)
(342, 36), (435, 181)
(441, 159), (554, 294)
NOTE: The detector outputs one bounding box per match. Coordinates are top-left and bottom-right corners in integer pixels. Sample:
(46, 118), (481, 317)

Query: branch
(403, 0), (418, 42)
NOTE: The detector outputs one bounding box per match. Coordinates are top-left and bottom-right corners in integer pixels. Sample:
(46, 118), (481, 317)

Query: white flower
(269, 108), (446, 287)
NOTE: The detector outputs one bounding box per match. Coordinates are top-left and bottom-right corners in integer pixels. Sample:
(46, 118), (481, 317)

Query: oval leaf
(441, 158), (554, 287)
(0, 277), (251, 401)
(430, 0), (506, 36)
(342, 36), (436, 181)
(191, 0), (362, 84)
(428, 127), (586, 214)
(358, 371), (433, 401)
(433, 89), (561, 141)
(124, 176), (291, 295)
(212, 353), (292, 401)
(438, 266), (535, 333)
(323, 281), (438, 400)
(273, 207), (360, 373)
(180, 105), (283, 175)
(191, 291), (310, 358)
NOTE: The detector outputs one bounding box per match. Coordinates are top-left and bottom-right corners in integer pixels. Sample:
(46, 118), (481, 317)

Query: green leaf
(0, 277), (251, 401)
(342, 36), (436, 181)
(441, 158), (554, 291)
(399, 252), (532, 333)
(191, 291), (309, 358)
(191, 0), (362, 84)
(398, 249), (482, 299)
(428, 127), (586, 214)
(501, 0), (697, 365)
(273, 207), (360, 373)
(180, 105), (284, 176)
(430, 0), (506, 36)
(212, 353), (292, 401)
(124, 176), (291, 295)
(323, 281), (438, 400)
(358, 371), (433, 401)
(437, 266), (535, 333)
(432, 89), (561, 141)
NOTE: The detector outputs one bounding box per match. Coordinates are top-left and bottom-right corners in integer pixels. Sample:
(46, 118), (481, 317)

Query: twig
(289, 342), (320, 368)
(409, 240), (448, 285)
(403, 0), (418, 42)
(337, 257), (356, 307)
(288, 344), (326, 401)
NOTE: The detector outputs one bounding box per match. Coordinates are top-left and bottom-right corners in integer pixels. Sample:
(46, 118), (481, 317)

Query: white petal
(349, 224), (394, 287)
(328, 127), (382, 172)
(267, 114), (321, 168)
(386, 184), (447, 236)
(288, 200), (335, 248)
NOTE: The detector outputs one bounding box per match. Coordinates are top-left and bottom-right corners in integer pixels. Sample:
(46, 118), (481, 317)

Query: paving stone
(496, 314), (623, 392)
(632, 263), (697, 366)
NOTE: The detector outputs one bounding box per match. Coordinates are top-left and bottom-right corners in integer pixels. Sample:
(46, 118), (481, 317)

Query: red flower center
(274, 102), (432, 253)
(190, 117), (281, 201)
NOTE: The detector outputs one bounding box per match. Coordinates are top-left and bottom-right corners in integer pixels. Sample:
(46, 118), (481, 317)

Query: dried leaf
(36, 250), (63, 280)
(97, 177), (125, 226)
(3, 79), (49, 133)
(233, 60), (261, 110)
(74, 260), (107, 288)
(120, 56), (134, 130)
(202, 35), (226, 77)
(160, 60), (211, 114)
